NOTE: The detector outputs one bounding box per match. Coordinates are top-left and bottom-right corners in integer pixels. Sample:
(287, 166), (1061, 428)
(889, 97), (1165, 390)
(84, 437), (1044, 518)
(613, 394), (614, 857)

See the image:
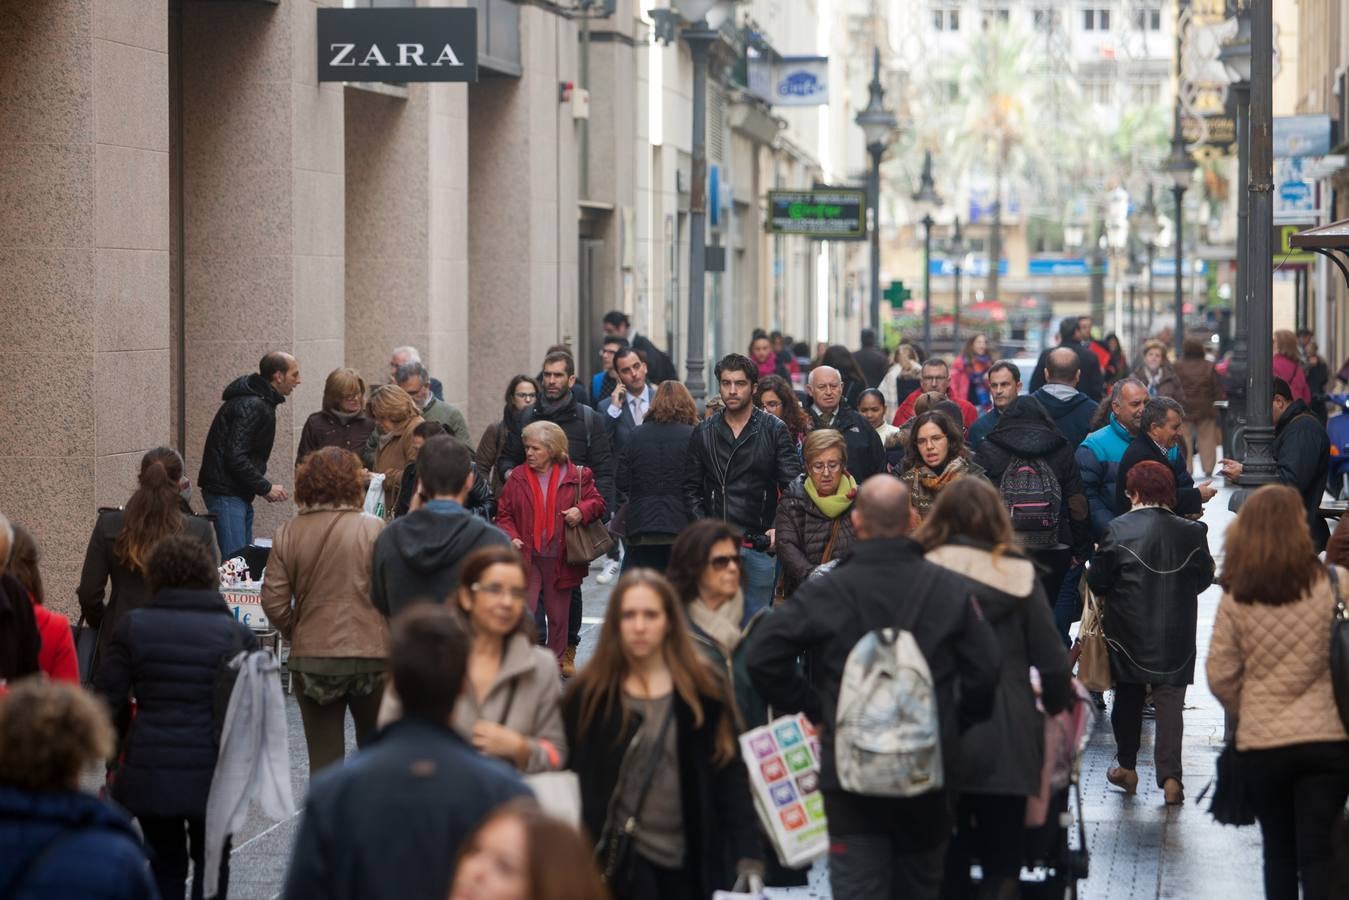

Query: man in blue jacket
(282, 606), (529, 900)
(1031, 347), (1096, 449)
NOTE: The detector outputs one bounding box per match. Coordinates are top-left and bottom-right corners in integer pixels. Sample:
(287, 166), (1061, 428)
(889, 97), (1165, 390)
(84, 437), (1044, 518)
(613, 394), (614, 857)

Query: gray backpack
(835, 618), (943, 797)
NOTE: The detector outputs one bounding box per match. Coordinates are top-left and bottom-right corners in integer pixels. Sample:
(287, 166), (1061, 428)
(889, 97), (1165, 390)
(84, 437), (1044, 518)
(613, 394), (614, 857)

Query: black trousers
(138, 815), (230, 900)
(1243, 741), (1349, 900)
(1111, 682), (1186, 787)
(941, 793), (1027, 899)
(616, 853), (697, 900)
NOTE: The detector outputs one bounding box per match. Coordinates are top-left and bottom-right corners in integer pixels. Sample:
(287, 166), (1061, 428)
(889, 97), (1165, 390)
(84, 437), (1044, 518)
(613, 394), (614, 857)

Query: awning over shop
(1290, 219), (1349, 290)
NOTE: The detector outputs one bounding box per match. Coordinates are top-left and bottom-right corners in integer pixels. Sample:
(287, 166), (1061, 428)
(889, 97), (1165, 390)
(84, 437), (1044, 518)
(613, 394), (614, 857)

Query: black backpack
(999, 455), (1062, 547)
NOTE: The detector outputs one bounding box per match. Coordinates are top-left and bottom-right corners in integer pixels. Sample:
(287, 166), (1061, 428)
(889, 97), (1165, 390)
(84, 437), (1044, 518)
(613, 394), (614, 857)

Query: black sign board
(766, 188), (866, 240)
(317, 8), (478, 83)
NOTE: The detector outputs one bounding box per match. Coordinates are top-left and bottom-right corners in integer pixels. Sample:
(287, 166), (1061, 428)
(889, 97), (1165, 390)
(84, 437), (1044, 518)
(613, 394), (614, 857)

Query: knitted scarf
(916, 457), (970, 494)
(805, 474), (857, 518)
(527, 464), (562, 551)
(688, 591), (745, 657)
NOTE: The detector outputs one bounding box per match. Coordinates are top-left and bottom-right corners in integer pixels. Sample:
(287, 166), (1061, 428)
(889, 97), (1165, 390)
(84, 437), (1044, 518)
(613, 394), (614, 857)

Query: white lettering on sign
(329, 43), (357, 66)
(328, 42), (464, 69)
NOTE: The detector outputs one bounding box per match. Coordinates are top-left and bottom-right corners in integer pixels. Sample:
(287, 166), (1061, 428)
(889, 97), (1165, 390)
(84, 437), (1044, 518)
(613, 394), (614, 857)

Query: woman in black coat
(564, 570), (763, 900)
(918, 477), (1074, 899)
(77, 448), (220, 679)
(615, 381), (698, 572)
(94, 534), (256, 900)
(1087, 461), (1214, 805)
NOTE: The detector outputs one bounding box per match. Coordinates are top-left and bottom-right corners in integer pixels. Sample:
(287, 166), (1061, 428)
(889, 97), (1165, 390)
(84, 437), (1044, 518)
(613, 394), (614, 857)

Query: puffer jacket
(94, 588), (257, 817)
(1086, 506), (1214, 686)
(926, 541), (1073, 796)
(616, 421), (694, 538)
(974, 396), (1092, 559)
(1076, 414), (1180, 541)
(198, 374), (284, 500)
(683, 407), (803, 534)
(1207, 566), (1349, 751)
(773, 474), (857, 598)
(1172, 358), (1223, 422)
(261, 507), (389, 660)
(0, 787), (157, 900)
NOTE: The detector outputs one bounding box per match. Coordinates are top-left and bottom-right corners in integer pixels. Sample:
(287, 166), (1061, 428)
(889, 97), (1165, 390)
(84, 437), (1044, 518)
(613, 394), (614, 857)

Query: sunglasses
(708, 554), (741, 571)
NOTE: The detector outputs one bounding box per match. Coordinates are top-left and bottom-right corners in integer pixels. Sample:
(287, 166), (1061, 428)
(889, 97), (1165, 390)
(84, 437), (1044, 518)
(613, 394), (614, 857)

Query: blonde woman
(296, 367), (375, 466)
(368, 384), (424, 515)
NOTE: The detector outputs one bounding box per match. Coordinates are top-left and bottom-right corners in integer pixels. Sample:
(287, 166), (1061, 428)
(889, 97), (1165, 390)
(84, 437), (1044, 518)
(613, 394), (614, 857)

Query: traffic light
(884, 280), (912, 308)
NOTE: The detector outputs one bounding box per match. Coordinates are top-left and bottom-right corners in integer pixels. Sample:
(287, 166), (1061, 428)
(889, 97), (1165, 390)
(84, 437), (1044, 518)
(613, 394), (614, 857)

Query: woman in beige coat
(261, 447), (387, 774)
(368, 384), (424, 516)
(1208, 485), (1349, 900)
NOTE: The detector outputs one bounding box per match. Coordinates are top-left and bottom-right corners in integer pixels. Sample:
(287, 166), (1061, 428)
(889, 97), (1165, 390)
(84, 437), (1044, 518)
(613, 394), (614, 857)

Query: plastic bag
(363, 473), (386, 518)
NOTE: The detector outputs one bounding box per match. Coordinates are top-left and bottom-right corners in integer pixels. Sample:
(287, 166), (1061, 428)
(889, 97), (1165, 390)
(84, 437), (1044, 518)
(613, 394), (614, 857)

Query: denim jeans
(741, 546), (777, 615)
(1055, 562), (1086, 647)
(202, 492), (254, 558)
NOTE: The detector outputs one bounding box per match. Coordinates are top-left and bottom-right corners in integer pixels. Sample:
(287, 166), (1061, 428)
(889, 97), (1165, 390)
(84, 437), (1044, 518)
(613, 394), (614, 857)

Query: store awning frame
(1290, 219), (1349, 291)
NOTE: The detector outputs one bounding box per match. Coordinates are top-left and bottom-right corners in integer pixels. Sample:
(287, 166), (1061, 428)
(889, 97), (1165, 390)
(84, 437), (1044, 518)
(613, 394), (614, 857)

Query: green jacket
(688, 606), (770, 732)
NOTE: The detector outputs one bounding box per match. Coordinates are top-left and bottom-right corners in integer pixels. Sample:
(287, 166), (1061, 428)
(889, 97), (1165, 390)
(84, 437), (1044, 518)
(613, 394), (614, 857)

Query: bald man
(748, 475), (1000, 899)
(807, 365), (887, 481)
(1030, 346), (1096, 448)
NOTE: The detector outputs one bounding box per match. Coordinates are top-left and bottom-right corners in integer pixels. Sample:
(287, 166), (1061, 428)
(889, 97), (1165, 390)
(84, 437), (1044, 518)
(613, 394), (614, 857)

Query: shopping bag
(523, 770), (581, 825)
(738, 713), (829, 869)
(1076, 582), (1112, 692)
(362, 473), (386, 518)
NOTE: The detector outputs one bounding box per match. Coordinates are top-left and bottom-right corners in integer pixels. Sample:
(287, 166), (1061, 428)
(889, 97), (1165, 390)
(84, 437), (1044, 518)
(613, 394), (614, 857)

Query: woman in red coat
(496, 420), (606, 666)
(8, 524), (78, 684)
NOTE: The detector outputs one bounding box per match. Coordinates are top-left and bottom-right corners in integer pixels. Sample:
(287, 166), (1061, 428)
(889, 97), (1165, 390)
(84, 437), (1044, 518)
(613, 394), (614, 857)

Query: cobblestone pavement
(221, 483), (1269, 899)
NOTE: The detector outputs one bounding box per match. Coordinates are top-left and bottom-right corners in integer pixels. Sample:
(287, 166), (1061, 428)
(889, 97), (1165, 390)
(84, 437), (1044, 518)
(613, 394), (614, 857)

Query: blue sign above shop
(1028, 258), (1099, 277)
(929, 258), (1009, 278)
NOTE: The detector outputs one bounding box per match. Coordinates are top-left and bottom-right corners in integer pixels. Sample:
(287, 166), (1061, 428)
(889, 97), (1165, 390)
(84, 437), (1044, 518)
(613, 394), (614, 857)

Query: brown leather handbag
(564, 466), (615, 565)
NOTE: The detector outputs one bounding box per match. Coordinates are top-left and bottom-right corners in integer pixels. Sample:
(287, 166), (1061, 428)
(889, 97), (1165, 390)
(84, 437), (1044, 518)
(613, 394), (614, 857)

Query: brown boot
(561, 645), (577, 678)
(1107, 767), (1139, 794)
(1164, 777), (1184, 805)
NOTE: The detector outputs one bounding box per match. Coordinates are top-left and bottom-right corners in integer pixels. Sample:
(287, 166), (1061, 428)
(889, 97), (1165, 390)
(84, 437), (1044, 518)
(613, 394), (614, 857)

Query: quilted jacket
(1206, 567), (1349, 751)
(773, 474), (858, 598)
(198, 374), (284, 500)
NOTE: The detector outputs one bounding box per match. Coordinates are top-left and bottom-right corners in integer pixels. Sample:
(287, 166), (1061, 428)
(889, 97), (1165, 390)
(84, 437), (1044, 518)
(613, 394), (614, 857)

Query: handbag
(1327, 565), (1349, 730)
(564, 467), (616, 565)
(1076, 581), (1112, 692)
(71, 614), (100, 686)
(595, 701), (676, 892)
(1197, 740), (1256, 826)
(525, 771), (582, 825)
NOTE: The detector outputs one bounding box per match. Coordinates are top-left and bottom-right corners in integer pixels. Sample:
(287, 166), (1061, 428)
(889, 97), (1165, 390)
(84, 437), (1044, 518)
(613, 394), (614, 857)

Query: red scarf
(527, 463), (563, 551)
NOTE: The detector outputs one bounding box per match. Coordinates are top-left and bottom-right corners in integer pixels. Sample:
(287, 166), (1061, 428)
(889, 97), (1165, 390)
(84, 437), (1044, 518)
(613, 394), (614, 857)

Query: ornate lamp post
(1220, 2), (1253, 458)
(949, 217), (967, 351)
(856, 49), (898, 335)
(913, 149), (943, 350)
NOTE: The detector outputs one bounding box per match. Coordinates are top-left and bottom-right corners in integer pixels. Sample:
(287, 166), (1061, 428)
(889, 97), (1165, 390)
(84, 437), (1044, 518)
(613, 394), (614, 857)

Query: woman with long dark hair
(77, 447), (219, 679)
(898, 410), (986, 519)
(563, 570), (761, 900)
(9, 525), (77, 683)
(477, 375), (540, 496)
(1209, 485), (1349, 900)
(754, 375), (811, 448)
(917, 478), (1073, 898)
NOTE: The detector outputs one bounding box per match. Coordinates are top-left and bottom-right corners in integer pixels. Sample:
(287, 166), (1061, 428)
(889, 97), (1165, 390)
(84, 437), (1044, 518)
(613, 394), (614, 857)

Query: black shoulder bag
(595, 700), (676, 893)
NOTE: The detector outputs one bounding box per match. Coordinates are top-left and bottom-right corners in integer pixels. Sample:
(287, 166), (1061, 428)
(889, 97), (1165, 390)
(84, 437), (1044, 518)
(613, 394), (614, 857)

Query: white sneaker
(596, 558), (621, 585)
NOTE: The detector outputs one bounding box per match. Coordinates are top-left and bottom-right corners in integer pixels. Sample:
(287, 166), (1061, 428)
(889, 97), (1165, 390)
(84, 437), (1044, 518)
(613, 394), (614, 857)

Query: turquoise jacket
(1076, 414), (1179, 539)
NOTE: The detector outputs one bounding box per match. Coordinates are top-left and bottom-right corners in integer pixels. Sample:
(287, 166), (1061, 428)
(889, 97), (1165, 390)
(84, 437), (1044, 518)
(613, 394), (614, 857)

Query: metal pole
(953, 263), (962, 351)
(684, 24), (716, 403)
(869, 144), (882, 334)
(1145, 241), (1155, 338)
(1173, 185), (1186, 349)
(1090, 224), (1106, 327)
(1239, 0), (1278, 485)
(1228, 80), (1251, 459)
(922, 216), (933, 350)
(1128, 282), (1137, 346)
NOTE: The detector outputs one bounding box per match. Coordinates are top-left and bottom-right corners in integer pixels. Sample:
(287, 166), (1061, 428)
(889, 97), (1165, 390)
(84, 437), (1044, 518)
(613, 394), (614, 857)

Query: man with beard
(497, 349), (613, 676)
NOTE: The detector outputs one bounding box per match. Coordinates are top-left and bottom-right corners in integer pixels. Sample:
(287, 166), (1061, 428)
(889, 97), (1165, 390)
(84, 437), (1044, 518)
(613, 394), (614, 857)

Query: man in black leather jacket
(198, 352), (300, 555)
(683, 353), (802, 613)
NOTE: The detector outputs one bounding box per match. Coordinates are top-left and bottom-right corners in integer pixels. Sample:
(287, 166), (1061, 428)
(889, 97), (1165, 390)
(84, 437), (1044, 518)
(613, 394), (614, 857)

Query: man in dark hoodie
(372, 436), (510, 618)
(974, 395), (1093, 611)
(198, 352), (301, 555)
(1031, 347), (1096, 448)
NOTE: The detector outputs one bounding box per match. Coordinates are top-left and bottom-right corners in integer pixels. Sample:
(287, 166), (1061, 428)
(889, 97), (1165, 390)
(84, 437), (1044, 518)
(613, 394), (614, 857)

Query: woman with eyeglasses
(899, 410), (987, 520)
(295, 367), (375, 467)
(773, 430), (858, 599)
(451, 546), (566, 773)
(666, 520), (768, 730)
(753, 374), (811, 448)
(476, 375), (540, 496)
(563, 570), (762, 900)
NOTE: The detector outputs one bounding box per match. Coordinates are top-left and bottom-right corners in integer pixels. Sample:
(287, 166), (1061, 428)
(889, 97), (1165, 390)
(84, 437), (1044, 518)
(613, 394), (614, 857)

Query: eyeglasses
(708, 554), (741, 571)
(514, 391), (537, 401)
(472, 583), (529, 602)
(809, 461), (843, 474)
(761, 398), (783, 411)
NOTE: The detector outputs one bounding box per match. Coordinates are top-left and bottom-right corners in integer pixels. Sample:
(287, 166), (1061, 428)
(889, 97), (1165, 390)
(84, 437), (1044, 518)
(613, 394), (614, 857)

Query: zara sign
(317, 8), (478, 83)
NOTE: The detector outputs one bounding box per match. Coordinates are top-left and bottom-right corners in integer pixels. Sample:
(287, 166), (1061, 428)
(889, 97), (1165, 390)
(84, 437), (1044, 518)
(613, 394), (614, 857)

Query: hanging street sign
(766, 189), (866, 240)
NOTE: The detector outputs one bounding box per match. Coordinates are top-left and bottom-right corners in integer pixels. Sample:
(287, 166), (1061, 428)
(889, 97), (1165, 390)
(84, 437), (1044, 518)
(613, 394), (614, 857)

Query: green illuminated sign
(767, 189), (866, 240)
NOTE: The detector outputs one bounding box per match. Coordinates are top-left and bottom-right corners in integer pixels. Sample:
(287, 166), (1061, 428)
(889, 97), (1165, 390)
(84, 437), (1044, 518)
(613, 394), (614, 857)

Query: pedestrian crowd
(2, 313), (1349, 900)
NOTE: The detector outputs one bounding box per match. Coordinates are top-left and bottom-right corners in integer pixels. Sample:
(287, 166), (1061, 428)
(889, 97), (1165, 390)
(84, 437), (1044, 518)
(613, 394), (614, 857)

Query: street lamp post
(1221, 3), (1252, 459)
(950, 217), (966, 351)
(913, 149), (943, 351)
(857, 49), (898, 336)
(1090, 221), (1107, 331)
(678, 0), (725, 403)
(1133, 184), (1159, 350)
(1237, 0), (1279, 488)
(1163, 100), (1194, 349)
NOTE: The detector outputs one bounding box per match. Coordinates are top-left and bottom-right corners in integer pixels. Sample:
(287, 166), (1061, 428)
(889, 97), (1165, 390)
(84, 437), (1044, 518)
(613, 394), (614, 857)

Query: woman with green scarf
(773, 429), (859, 599)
